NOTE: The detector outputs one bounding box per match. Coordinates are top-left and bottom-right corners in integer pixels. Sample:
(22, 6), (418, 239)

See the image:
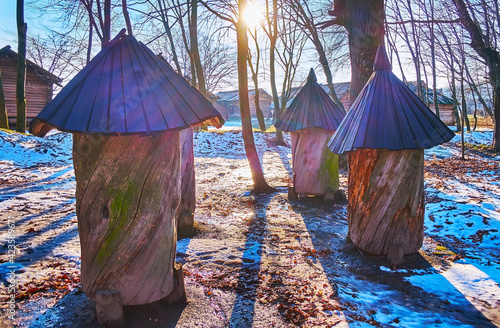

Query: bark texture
(236, 0), (274, 192)
(347, 149), (425, 261)
(73, 132), (181, 306)
(291, 128), (339, 195)
(0, 69), (8, 129)
(178, 128), (195, 238)
(330, 0), (385, 103)
(16, 0), (27, 133)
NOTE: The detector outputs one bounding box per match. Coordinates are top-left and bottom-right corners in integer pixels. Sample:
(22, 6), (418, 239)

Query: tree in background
(453, 0), (500, 152)
(248, 24), (267, 131)
(0, 69), (8, 129)
(201, 0), (275, 192)
(287, 0), (346, 112)
(263, 0), (286, 145)
(16, 0), (28, 133)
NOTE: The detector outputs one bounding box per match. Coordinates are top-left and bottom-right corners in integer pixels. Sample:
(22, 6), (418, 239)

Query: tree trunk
(267, 0), (286, 145)
(291, 128), (339, 195)
(340, 0), (385, 103)
(102, 0), (111, 48)
(237, 0), (274, 193)
(122, 0), (133, 35)
(348, 149), (425, 263)
(253, 87), (266, 131)
(430, 0), (440, 118)
(159, 0), (183, 74)
(450, 60), (462, 131)
(73, 132), (181, 306)
(0, 69), (8, 129)
(16, 0), (27, 133)
(190, 0), (206, 97)
(178, 128), (195, 238)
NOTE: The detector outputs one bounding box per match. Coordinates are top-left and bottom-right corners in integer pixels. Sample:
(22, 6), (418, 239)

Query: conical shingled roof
(328, 45), (454, 155)
(30, 30), (224, 136)
(274, 68), (345, 132)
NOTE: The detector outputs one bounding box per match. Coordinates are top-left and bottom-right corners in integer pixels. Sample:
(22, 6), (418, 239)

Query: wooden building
(30, 31), (223, 326)
(215, 88), (273, 120)
(275, 68), (345, 198)
(328, 45), (454, 264)
(0, 46), (61, 125)
(406, 82), (455, 125)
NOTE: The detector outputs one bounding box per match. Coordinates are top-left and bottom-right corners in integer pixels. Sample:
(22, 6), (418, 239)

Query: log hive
(291, 127), (339, 195)
(178, 127), (195, 238)
(347, 148), (425, 261)
(73, 132), (180, 306)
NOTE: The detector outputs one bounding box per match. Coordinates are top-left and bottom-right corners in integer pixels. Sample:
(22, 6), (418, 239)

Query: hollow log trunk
(291, 127), (339, 195)
(73, 132), (181, 306)
(347, 149), (425, 262)
(178, 128), (195, 238)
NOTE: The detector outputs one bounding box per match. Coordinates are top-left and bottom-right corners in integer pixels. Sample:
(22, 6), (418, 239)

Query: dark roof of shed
(0, 45), (62, 85)
(274, 68), (345, 132)
(29, 31), (224, 136)
(216, 88), (272, 102)
(328, 45), (454, 154)
(406, 82), (454, 105)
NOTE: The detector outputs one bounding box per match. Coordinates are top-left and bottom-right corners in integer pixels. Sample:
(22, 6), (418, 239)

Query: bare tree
(201, 0), (275, 192)
(263, 0), (286, 145)
(276, 11), (307, 114)
(287, 0), (346, 112)
(247, 28), (266, 131)
(453, 0), (500, 151)
(16, 0), (28, 133)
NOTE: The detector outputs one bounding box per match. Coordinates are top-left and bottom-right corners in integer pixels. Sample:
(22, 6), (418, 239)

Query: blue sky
(0, 0), (18, 46)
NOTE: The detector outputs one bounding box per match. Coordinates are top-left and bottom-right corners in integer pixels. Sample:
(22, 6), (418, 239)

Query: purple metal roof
(29, 31), (224, 136)
(274, 68), (345, 132)
(328, 45), (455, 154)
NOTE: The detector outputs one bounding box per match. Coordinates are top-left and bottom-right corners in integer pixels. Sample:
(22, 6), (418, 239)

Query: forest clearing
(0, 127), (499, 327)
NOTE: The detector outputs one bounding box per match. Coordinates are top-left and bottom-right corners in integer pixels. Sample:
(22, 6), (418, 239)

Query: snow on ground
(0, 127), (499, 327)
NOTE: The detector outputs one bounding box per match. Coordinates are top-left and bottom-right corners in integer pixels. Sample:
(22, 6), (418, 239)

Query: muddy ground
(0, 130), (499, 327)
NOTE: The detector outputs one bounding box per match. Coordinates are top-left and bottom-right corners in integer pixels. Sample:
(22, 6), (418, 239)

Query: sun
(243, 1), (263, 29)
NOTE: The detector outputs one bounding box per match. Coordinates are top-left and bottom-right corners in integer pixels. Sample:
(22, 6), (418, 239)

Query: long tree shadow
(0, 222), (78, 285)
(0, 166), (75, 203)
(291, 196), (499, 327)
(0, 199), (75, 233)
(228, 192), (274, 328)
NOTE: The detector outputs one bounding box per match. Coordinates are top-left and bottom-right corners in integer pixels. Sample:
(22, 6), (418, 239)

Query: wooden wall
(0, 57), (54, 124)
(434, 104), (455, 125)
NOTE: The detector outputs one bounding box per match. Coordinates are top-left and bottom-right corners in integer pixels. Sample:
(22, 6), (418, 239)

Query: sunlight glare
(243, 1), (263, 29)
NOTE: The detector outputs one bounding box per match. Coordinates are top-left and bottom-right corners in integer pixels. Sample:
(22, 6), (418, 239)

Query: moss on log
(291, 127), (339, 195)
(73, 132), (181, 306)
(348, 148), (425, 262)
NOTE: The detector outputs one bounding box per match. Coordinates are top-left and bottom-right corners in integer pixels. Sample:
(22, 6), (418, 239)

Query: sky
(0, 0), (18, 46)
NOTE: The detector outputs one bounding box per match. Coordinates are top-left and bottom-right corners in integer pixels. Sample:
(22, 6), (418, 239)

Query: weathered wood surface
(177, 128), (195, 238)
(73, 132), (181, 306)
(291, 127), (339, 195)
(96, 290), (124, 328)
(347, 148), (425, 262)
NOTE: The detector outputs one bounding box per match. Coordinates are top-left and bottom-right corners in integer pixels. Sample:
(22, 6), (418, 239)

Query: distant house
(0, 45), (62, 125)
(272, 81), (455, 125)
(406, 82), (455, 125)
(215, 89), (273, 120)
